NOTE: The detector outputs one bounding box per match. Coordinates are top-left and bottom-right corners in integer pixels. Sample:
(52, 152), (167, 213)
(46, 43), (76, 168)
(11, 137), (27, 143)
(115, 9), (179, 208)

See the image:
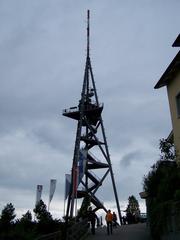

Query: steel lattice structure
(63, 10), (122, 225)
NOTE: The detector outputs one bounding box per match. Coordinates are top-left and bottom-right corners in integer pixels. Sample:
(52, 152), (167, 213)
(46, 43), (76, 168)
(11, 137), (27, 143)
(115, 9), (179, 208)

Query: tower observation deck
(63, 10), (122, 225)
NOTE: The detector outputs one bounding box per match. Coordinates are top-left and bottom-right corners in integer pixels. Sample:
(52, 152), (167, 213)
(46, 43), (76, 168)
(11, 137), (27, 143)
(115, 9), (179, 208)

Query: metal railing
(62, 102), (103, 115)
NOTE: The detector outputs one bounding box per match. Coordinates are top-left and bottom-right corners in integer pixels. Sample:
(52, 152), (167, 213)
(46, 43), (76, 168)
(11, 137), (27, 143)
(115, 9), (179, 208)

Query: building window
(176, 92), (180, 117)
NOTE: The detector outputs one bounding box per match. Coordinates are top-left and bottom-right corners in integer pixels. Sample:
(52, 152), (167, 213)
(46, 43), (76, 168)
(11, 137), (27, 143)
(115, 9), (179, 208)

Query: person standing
(112, 212), (117, 227)
(88, 207), (97, 235)
(105, 209), (113, 235)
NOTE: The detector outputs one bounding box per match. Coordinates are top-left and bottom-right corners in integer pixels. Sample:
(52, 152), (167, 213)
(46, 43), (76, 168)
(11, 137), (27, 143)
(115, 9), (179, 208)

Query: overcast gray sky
(0, 0), (179, 219)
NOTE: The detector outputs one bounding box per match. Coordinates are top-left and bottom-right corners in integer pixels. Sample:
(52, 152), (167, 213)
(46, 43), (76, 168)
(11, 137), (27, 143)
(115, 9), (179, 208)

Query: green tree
(77, 195), (91, 219)
(14, 210), (36, 239)
(19, 210), (32, 226)
(33, 200), (62, 234)
(126, 195), (140, 217)
(159, 138), (175, 161)
(143, 138), (179, 239)
(0, 203), (16, 231)
(33, 200), (52, 223)
(143, 139), (178, 201)
(21, 210), (32, 222)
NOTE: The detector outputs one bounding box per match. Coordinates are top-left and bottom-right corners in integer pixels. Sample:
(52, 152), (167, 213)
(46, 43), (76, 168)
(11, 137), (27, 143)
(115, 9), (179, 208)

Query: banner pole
(64, 175), (66, 217)
(63, 197), (66, 218)
(48, 199), (50, 212)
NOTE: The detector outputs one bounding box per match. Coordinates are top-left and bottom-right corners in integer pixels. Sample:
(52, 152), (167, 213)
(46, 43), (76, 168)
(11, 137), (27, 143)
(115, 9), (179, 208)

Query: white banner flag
(36, 185), (43, 205)
(65, 174), (71, 200)
(78, 148), (87, 183)
(49, 179), (57, 204)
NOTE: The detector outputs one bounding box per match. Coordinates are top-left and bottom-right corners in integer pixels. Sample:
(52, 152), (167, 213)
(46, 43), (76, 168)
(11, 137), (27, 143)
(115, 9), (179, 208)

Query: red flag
(72, 166), (79, 197)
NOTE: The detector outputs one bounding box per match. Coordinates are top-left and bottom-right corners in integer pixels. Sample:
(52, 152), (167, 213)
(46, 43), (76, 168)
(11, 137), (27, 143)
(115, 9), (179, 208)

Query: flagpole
(63, 197), (66, 217)
(75, 166), (79, 218)
(64, 175), (66, 217)
(75, 187), (78, 218)
(48, 199), (50, 212)
(48, 183), (50, 212)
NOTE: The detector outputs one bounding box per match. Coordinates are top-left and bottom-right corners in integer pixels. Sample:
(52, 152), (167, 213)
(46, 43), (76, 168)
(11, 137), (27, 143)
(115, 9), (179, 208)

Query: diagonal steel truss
(63, 10), (122, 225)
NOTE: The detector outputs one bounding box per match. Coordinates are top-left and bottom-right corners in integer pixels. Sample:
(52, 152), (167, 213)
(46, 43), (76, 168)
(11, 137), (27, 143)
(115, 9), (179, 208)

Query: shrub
(143, 139), (180, 239)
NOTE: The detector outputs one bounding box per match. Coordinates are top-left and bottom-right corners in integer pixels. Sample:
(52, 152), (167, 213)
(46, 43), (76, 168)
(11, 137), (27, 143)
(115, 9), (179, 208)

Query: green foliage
(143, 139), (180, 239)
(159, 138), (175, 161)
(143, 160), (180, 201)
(10, 222), (37, 240)
(17, 210), (33, 232)
(0, 202), (63, 239)
(126, 195), (140, 216)
(149, 200), (172, 240)
(77, 195), (90, 219)
(174, 189), (180, 201)
(33, 200), (52, 223)
(21, 210), (32, 222)
(0, 203), (16, 229)
(33, 200), (62, 234)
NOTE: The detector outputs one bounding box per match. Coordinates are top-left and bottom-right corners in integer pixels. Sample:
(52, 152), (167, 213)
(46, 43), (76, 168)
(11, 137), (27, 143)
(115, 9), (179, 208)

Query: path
(86, 223), (152, 240)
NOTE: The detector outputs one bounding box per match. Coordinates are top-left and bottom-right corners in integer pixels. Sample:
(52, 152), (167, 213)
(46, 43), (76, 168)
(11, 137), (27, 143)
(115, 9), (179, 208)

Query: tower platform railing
(62, 102), (103, 114)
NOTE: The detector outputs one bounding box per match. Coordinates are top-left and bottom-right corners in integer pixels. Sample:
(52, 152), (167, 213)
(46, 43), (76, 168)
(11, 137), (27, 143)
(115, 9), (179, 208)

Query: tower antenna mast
(87, 9), (90, 57)
(63, 10), (122, 225)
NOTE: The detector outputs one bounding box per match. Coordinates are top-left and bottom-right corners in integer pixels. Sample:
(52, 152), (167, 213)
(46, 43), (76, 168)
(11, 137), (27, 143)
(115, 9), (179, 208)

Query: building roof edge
(154, 51), (180, 89)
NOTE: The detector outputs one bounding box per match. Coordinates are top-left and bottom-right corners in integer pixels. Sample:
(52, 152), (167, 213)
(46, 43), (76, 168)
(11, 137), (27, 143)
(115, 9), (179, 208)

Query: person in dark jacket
(88, 207), (97, 235)
(112, 212), (118, 227)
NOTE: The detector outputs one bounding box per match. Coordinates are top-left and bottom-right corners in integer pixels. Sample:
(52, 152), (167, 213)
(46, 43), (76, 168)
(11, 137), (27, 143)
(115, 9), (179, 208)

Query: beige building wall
(167, 72), (180, 161)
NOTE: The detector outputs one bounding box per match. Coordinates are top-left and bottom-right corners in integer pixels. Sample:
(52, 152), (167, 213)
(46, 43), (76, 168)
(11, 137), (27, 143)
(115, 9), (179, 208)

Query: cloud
(0, 129), (70, 191)
(120, 150), (142, 168)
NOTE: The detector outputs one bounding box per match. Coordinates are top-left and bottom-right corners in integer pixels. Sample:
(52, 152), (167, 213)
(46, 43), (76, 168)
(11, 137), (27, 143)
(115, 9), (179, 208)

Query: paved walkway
(86, 223), (152, 240)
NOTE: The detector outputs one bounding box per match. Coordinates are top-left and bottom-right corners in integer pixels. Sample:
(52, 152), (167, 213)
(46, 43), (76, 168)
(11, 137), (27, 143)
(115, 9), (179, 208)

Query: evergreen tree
(33, 200), (62, 234)
(22, 210), (32, 221)
(33, 200), (52, 223)
(77, 195), (90, 219)
(143, 138), (178, 238)
(0, 203), (16, 230)
(126, 195), (140, 217)
(16, 210), (34, 236)
(20, 210), (32, 223)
